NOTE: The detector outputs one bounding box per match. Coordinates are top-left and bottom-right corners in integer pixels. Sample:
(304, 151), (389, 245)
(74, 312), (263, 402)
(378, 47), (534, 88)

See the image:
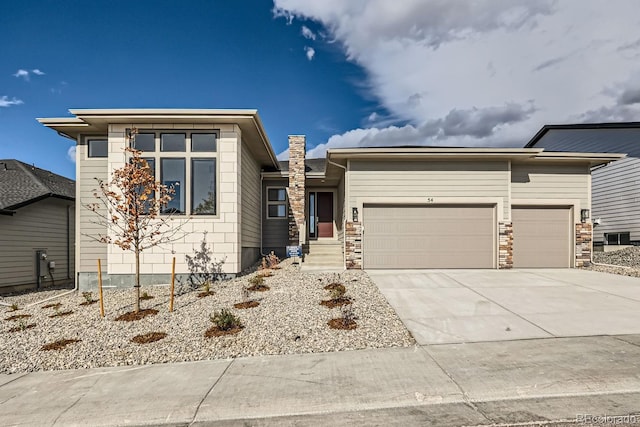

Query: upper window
(267, 187), (287, 219)
(132, 133), (155, 152)
(88, 139), (108, 158)
(161, 133), (186, 152)
(191, 133), (217, 152)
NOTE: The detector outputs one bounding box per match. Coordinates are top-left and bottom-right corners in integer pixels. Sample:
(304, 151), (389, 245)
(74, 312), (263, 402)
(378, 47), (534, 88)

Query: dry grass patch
(49, 310), (73, 318)
(41, 339), (81, 351)
(327, 318), (357, 330)
(115, 309), (158, 322)
(8, 323), (36, 333)
(324, 283), (345, 292)
(205, 326), (243, 337)
(131, 332), (167, 344)
(234, 301), (260, 309)
(42, 302), (62, 309)
(5, 314), (31, 321)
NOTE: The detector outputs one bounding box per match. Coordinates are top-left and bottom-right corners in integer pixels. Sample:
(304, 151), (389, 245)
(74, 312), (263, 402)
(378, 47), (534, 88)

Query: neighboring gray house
(526, 123), (640, 248)
(38, 109), (621, 290)
(0, 160), (75, 293)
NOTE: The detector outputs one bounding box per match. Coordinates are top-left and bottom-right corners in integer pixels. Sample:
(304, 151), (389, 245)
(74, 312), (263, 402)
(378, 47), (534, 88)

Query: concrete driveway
(367, 269), (640, 344)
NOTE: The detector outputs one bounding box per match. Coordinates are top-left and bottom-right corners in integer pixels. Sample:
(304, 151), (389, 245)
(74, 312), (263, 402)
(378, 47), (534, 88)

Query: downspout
(260, 172), (267, 257)
(67, 205), (71, 279)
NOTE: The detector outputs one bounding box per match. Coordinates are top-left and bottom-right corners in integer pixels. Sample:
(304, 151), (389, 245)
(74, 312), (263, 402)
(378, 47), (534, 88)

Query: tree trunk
(135, 249), (140, 313)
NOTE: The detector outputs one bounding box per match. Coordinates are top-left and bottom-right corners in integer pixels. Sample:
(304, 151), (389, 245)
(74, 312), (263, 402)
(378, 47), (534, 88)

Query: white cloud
(0, 96), (24, 107)
(13, 69), (30, 80)
(13, 68), (45, 81)
(301, 25), (316, 40)
(67, 146), (76, 163)
(274, 0), (640, 152)
(304, 46), (315, 60)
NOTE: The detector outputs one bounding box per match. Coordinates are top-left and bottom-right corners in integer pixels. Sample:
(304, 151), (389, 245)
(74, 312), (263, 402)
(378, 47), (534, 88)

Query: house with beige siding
(0, 160), (75, 293)
(525, 123), (640, 249)
(38, 110), (622, 290)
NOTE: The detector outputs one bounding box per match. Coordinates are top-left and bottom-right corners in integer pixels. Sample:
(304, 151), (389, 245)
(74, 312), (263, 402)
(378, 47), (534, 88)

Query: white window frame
(266, 186), (288, 219)
(132, 130), (219, 217)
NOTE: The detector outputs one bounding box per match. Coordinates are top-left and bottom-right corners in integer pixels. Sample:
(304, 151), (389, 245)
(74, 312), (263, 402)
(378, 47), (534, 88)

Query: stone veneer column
(345, 222), (363, 269)
(498, 222), (513, 269)
(575, 222), (592, 267)
(287, 135), (306, 246)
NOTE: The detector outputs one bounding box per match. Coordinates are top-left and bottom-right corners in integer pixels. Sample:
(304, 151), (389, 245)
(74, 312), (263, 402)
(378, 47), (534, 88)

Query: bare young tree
(86, 129), (184, 312)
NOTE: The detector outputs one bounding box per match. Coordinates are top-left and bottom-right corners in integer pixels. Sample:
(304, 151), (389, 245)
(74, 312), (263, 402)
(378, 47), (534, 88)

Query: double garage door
(363, 204), (496, 269)
(363, 204), (572, 269)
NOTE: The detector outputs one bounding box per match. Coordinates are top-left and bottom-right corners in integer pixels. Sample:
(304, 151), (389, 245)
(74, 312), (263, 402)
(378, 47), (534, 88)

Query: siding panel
(511, 162), (590, 209)
(78, 144), (108, 271)
(591, 157), (640, 243)
(262, 178), (289, 256)
(240, 142), (261, 247)
(348, 160), (510, 218)
(0, 198), (74, 290)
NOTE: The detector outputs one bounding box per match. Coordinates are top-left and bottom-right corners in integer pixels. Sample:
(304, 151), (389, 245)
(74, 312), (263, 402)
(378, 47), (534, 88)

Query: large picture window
(161, 158), (185, 214)
(192, 159), (216, 215)
(267, 187), (287, 219)
(134, 130), (218, 216)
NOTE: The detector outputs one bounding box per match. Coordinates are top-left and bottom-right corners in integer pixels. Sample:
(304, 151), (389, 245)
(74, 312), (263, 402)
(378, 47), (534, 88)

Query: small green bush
(248, 275), (264, 286)
(210, 309), (242, 331)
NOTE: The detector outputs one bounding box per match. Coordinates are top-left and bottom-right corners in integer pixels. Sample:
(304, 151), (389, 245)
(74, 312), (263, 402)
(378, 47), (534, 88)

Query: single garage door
(363, 204), (496, 269)
(512, 206), (572, 268)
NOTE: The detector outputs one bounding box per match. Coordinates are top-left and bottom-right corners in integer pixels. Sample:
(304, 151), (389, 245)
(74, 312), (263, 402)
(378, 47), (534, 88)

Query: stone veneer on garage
(498, 222), (513, 269)
(345, 221), (362, 269)
(576, 222), (592, 267)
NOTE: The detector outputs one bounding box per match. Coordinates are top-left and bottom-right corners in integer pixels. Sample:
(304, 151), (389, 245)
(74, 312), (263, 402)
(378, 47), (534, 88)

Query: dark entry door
(317, 192), (334, 238)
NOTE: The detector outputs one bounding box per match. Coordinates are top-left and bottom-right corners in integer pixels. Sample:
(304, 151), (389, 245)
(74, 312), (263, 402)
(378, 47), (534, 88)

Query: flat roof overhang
(38, 109), (279, 169)
(326, 147), (625, 167)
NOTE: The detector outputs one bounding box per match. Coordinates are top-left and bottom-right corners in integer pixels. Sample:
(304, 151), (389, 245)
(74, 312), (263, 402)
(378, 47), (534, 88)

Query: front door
(309, 191), (334, 239)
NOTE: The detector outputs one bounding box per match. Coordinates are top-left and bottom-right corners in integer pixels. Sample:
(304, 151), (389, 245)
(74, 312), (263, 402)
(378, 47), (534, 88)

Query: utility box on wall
(36, 250), (48, 288)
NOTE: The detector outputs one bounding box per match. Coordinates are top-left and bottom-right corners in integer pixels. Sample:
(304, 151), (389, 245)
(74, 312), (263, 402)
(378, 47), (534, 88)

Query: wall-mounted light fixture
(581, 209), (590, 222)
(352, 207), (359, 222)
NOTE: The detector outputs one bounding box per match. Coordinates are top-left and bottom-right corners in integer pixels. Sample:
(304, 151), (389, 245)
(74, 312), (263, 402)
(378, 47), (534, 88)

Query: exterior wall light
(581, 209), (590, 222)
(352, 207), (359, 222)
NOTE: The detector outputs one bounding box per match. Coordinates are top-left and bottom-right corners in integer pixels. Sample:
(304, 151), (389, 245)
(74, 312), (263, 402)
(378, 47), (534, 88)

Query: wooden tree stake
(169, 257), (176, 312)
(97, 259), (105, 318)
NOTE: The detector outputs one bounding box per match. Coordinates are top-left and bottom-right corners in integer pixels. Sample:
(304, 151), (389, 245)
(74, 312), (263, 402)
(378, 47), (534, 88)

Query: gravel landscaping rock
(587, 246), (640, 278)
(0, 259), (415, 374)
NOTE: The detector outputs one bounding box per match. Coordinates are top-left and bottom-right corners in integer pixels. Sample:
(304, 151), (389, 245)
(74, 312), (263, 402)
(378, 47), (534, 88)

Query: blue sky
(1, 0), (380, 179)
(3, 1), (640, 180)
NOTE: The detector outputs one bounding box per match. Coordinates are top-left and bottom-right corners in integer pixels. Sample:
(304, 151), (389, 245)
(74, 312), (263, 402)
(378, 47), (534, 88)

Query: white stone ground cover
(0, 260), (414, 374)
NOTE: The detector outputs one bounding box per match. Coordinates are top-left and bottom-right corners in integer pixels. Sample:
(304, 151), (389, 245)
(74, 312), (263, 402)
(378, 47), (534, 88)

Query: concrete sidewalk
(2, 335), (640, 426)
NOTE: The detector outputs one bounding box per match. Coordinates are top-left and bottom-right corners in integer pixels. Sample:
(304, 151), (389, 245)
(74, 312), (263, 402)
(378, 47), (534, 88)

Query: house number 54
(426, 197), (435, 203)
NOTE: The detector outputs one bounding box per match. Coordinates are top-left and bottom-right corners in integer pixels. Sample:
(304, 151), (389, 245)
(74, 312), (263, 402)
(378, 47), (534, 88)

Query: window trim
(605, 232), (631, 245)
(266, 186), (288, 220)
(190, 132), (218, 152)
(87, 138), (108, 158)
(190, 158), (217, 215)
(134, 130), (219, 217)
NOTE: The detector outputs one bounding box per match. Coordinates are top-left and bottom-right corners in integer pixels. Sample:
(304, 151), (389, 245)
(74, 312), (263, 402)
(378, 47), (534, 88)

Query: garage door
(363, 204), (496, 269)
(512, 207), (572, 268)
